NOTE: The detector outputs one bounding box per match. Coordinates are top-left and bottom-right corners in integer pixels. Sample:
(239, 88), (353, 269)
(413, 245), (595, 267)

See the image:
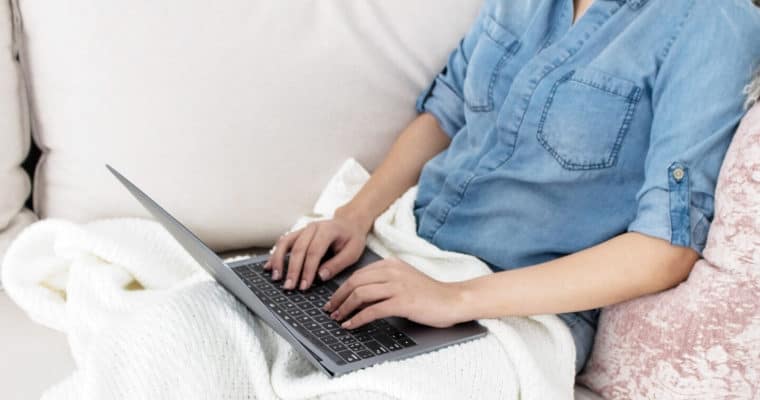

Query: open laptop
(107, 165), (487, 377)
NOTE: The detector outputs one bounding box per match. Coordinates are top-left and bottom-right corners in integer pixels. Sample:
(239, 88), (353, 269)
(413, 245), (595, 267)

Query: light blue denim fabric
(413, 0), (760, 373)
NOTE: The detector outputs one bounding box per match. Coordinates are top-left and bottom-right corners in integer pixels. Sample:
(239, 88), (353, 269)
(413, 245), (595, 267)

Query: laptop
(107, 165), (487, 377)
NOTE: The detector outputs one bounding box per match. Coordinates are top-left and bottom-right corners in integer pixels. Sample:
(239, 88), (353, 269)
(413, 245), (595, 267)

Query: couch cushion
(578, 104), (760, 399)
(0, 0), (33, 265)
(18, 0), (481, 251)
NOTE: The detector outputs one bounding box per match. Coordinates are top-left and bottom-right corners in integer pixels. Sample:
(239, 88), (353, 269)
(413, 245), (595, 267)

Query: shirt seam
(659, 0), (697, 62)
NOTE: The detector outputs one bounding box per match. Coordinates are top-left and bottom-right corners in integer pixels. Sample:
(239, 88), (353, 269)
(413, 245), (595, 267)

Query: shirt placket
(419, 0), (622, 242)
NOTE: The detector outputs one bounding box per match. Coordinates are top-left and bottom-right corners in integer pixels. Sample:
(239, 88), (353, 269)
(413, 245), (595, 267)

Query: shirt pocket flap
(567, 68), (640, 100)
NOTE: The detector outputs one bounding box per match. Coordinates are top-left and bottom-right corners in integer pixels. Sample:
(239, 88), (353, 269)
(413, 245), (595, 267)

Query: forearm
(336, 113), (450, 232)
(455, 232), (699, 319)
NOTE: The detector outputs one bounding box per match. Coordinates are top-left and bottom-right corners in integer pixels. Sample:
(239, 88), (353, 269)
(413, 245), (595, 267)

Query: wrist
(449, 280), (480, 323)
(334, 203), (375, 234)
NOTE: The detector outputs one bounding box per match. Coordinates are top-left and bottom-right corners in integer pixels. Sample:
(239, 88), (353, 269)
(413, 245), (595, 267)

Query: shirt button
(672, 167), (685, 182)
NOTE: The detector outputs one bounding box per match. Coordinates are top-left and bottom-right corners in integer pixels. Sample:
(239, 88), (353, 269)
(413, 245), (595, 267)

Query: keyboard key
(288, 309), (304, 317)
(363, 327), (378, 335)
(315, 287), (330, 296)
(320, 336), (338, 345)
(322, 321), (340, 330)
(330, 329), (349, 338)
(348, 342), (365, 352)
(310, 299), (327, 308)
(297, 315), (311, 323)
(338, 350), (360, 363)
(306, 294), (319, 302)
(305, 322), (321, 331)
(382, 326), (401, 335)
(314, 329), (330, 338)
(272, 296), (288, 303)
(374, 334), (395, 348)
(357, 350), (374, 359)
(314, 315), (331, 324)
(386, 342), (403, 351)
(329, 343), (347, 352)
(391, 332), (408, 341)
(291, 295), (307, 303)
(364, 341), (389, 356)
(306, 309), (321, 317)
(354, 334), (372, 342)
(340, 336), (357, 344)
(298, 302), (314, 310)
(399, 338), (416, 347)
(264, 289), (279, 297)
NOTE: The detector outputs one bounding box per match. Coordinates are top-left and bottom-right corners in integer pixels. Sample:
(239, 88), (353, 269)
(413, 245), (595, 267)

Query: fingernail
(331, 311), (340, 320)
(283, 279), (293, 289)
(272, 270), (281, 280)
(300, 280), (308, 290)
(323, 301), (331, 311)
(342, 320), (352, 328)
(318, 269), (330, 281)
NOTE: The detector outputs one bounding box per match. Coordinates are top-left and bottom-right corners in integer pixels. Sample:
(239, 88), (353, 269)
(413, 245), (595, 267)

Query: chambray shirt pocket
(463, 15), (520, 113)
(536, 68), (643, 170)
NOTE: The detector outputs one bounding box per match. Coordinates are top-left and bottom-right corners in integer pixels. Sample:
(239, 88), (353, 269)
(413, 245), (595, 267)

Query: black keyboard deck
(233, 261), (416, 365)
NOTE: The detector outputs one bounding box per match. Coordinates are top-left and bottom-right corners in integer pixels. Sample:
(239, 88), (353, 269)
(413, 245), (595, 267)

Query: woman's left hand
(323, 258), (467, 329)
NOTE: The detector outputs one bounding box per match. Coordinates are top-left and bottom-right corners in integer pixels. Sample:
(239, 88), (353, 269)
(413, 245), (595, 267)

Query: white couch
(0, 1), (604, 398)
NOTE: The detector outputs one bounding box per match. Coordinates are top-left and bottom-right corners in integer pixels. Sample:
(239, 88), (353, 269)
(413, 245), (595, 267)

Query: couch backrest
(17, 0), (481, 251)
(0, 0), (34, 263)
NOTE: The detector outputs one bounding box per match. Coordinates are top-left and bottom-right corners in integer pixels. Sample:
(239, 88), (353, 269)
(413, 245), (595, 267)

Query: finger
(324, 262), (392, 312)
(283, 225), (318, 289)
(330, 283), (394, 322)
(269, 230), (301, 279)
(316, 238), (365, 282)
(341, 299), (400, 330)
(299, 225), (337, 290)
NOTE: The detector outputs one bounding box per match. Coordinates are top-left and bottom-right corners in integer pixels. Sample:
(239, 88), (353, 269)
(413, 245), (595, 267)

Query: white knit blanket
(1, 159), (576, 399)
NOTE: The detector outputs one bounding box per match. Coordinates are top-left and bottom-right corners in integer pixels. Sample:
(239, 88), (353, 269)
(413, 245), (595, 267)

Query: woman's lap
(557, 309), (600, 374)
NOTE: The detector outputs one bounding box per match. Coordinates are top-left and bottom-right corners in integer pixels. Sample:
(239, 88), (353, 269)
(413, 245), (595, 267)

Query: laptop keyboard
(233, 260), (417, 365)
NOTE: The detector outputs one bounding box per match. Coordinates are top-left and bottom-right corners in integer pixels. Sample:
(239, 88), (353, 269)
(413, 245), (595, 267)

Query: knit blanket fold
(2, 159), (576, 400)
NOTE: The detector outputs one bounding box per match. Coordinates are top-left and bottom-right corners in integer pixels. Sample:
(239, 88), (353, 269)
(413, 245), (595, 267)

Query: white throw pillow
(19, 0), (482, 250)
(0, 0), (33, 266)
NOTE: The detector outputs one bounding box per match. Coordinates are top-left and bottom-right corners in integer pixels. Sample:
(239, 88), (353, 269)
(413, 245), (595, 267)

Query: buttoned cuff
(627, 163), (713, 254)
(416, 74), (465, 138)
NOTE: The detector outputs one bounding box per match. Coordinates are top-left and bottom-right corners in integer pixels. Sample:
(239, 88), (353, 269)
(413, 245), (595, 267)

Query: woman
(265, 0), (760, 373)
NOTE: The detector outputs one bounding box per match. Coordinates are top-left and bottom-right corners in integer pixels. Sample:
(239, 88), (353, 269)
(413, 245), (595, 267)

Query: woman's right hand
(262, 113), (451, 291)
(263, 211), (371, 291)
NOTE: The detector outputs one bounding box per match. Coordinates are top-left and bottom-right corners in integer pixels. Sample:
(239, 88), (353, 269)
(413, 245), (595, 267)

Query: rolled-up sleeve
(627, 2), (760, 254)
(415, 4), (489, 138)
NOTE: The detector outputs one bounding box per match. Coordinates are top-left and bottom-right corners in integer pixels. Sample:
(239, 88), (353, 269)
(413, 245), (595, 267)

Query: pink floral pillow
(578, 104), (760, 399)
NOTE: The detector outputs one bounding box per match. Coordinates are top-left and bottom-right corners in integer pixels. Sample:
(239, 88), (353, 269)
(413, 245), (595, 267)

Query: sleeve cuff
(627, 165), (713, 255)
(415, 74), (466, 138)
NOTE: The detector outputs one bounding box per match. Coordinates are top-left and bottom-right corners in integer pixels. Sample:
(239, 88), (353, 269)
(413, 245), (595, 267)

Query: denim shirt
(414, 0), (760, 272)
